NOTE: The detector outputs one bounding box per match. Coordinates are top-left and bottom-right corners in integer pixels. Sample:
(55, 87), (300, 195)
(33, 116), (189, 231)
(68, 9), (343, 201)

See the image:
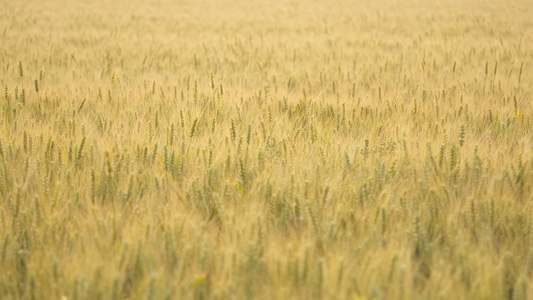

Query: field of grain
(1, 0), (532, 299)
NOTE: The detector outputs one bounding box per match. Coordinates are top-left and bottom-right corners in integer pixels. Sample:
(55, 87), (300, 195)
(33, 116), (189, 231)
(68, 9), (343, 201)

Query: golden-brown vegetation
(1, 0), (533, 299)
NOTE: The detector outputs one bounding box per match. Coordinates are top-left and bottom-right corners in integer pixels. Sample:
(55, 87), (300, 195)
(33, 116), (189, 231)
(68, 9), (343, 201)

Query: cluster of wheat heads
(1, 0), (532, 299)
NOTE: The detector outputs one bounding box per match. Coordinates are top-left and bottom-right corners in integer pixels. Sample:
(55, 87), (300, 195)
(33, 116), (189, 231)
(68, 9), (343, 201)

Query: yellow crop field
(1, 0), (532, 299)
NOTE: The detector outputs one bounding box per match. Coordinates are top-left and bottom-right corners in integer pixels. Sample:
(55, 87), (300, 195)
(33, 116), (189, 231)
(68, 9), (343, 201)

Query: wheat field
(1, 0), (532, 299)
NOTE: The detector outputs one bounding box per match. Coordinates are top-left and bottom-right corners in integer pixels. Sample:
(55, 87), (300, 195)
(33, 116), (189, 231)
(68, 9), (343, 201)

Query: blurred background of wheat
(1, 0), (532, 299)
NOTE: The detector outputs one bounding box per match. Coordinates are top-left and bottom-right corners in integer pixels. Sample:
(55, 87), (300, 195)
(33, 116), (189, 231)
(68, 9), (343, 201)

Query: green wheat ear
(459, 124), (465, 147)
(18, 61), (23, 77)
